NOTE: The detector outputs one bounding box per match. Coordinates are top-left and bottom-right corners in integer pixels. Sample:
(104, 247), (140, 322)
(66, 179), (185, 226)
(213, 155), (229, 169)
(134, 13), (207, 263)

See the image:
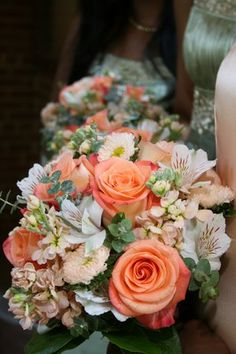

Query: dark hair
(69, 0), (176, 83)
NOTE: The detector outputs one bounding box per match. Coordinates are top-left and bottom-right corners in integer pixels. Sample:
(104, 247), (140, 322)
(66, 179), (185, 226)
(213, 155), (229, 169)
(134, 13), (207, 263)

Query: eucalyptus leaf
(50, 171), (62, 182)
(48, 182), (61, 195)
(112, 240), (124, 253)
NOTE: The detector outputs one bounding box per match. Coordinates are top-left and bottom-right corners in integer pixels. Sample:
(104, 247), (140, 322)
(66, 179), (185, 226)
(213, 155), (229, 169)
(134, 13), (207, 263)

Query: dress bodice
(184, 0), (236, 158)
(202, 44), (236, 353)
(89, 53), (175, 109)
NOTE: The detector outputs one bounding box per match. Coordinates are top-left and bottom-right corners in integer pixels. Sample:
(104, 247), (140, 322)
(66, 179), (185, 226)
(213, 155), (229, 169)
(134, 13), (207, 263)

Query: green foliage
(25, 327), (84, 354)
(211, 202), (236, 218)
(184, 258), (220, 302)
(68, 124), (103, 156)
(104, 325), (182, 354)
(105, 213), (135, 253)
(0, 190), (22, 214)
(41, 170), (75, 204)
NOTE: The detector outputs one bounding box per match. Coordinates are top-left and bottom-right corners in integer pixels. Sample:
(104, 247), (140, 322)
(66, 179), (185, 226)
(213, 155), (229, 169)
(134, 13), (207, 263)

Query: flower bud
(27, 195), (40, 211)
(152, 180), (171, 196)
(79, 140), (91, 155)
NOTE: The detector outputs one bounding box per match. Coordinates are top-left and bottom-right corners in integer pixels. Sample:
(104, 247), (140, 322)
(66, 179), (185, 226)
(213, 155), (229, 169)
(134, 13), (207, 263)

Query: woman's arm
(173, 0), (193, 121)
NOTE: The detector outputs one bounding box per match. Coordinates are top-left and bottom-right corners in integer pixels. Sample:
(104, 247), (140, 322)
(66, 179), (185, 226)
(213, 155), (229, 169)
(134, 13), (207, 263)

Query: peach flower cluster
(2, 125), (233, 335)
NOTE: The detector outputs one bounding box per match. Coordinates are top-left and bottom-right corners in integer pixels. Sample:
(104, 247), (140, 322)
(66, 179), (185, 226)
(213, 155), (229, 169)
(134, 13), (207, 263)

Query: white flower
(137, 119), (159, 134)
(62, 245), (110, 285)
(181, 214), (231, 270)
(78, 139), (91, 155)
(74, 290), (128, 322)
(98, 133), (136, 161)
(152, 180), (171, 196)
(17, 164), (46, 198)
(27, 195), (40, 211)
(59, 197), (106, 254)
(190, 184), (234, 208)
(160, 144), (216, 193)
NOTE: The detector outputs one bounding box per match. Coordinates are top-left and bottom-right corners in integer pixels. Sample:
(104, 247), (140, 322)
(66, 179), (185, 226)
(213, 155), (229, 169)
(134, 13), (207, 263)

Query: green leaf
(50, 170), (62, 182)
(48, 182), (61, 195)
(121, 232), (135, 243)
(196, 259), (211, 275)
(189, 277), (199, 291)
(104, 329), (161, 354)
(54, 338), (85, 354)
(104, 326), (182, 354)
(120, 219), (132, 230)
(25, 328), (74, 354)
(183, 258), (196, 271)
(209, 271), (220, 287)
(108, 224), (120, 236)
(61, 180), (74, 193)
(112, 212), (125, 224)
(112, 240), (125, 253)
(40, 176), (51, 183)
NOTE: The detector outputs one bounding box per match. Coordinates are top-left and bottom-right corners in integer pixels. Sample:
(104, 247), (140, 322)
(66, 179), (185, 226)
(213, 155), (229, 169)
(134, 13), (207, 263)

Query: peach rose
(139, 141), (175, 164)
(114, 127), (151, 142)
(35, 152), (94, 202)
(91, 157), (154, 221)
(85, 110), (122, 132)
(126, 86), (145, 100)
(92, 76), (113, 95)
(109, 239), (190, 329)
(3, 227), (42, 267)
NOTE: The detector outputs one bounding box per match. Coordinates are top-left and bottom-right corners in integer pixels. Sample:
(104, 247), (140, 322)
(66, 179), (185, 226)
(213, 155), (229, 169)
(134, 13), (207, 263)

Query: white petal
(197, 214), (231, 261)
(191, 149), (216, 182)
(171, 145), (191, 180)
(111, 308), (129, 322)
(85, 230), (106, 255)
(87, 199), (104, 228)
(83, 301), (111, 316)
(60, 199), (82, 230)
(82, 208), (100, 235)
(75, 290), (108, 303)
(17, 164), (46, 198)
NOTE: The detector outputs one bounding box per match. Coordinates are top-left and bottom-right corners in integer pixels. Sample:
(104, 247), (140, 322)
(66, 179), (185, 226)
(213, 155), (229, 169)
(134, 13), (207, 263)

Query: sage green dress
(89, 53), (175, 109)
(184, 0), (236, 159)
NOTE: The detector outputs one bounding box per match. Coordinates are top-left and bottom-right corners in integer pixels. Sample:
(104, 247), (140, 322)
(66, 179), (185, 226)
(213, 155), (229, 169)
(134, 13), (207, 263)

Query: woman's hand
(180, 320), (230, 354)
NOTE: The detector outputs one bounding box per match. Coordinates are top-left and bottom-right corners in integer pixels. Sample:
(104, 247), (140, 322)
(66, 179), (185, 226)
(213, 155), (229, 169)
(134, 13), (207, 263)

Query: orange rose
(3, 227), (42, 267)
(109, 239), (190, 329)
(126, 86), (145, 100)
(139, 141), (175, 164)
(91, 157), (153, 221)
(35, 152), (94, 202)
(114, 127), (151, 142)
(86, 110), (122, 133)
(92, 76), (113, 95)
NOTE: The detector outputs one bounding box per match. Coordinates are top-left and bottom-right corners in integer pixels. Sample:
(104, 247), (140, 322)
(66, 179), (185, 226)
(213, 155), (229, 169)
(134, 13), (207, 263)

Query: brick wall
(0, 0), (56, 288)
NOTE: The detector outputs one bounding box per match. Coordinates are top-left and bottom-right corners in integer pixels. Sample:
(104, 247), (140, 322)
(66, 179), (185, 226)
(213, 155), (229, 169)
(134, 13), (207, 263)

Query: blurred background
(0, 1), (78, 353)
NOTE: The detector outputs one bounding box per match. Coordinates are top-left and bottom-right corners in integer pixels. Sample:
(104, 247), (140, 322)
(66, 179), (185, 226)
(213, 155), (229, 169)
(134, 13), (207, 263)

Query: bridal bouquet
(41, 74), (184, 159)
(2, 125), (234, 354)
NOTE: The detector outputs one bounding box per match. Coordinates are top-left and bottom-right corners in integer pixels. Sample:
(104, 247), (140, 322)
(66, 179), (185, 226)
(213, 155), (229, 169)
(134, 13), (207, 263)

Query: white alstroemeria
(181, 214), (231, 270)
(60, 197), (106, 254)
(137, 119), (159, 135)
(160, 144), (216, 193)
(75, 290), (128, 322)
(17, 164), (46, 198)
(98, 132), (136, 161)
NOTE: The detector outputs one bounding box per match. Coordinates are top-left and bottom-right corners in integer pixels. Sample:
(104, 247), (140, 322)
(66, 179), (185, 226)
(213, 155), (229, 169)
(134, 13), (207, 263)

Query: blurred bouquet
(41, 74), (184, 160)
(1, 125), (235, 354)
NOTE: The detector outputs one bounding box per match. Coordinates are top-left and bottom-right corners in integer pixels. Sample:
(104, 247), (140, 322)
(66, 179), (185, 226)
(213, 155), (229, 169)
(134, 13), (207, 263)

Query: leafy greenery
(105, 212), (135, 253)
(104, 325), (182, 354)
(0, 190), (23, 214)
(211, 202), (236, 218)
(184, 258), (220, 302)
(41, 170), (75, 205)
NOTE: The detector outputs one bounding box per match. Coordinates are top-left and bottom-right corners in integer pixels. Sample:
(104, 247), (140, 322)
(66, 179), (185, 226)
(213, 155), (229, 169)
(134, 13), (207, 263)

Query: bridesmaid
(184, 0), (236, 158)
(53, 0), (193, 119)
(201, 44), (236, 353)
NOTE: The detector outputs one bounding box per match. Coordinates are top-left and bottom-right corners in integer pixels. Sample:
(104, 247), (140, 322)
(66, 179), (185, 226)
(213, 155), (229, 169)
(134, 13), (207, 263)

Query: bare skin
(108, 0), (193, 120)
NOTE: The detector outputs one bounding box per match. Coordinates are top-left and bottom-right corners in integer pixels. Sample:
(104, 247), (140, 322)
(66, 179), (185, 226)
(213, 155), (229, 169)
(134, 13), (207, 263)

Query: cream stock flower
(11, 262), (36, 290)
(190, 184), (234, 208)
(98, 132), (136, 161)
(63, 245), (110, 285)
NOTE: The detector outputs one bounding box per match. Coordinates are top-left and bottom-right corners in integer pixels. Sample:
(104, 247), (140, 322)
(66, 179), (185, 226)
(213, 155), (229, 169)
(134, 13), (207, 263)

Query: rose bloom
(126, 85), (145, 100)
(139, 141), (175, 164)
(3, 227), (42, 267)
(114, 127), (151, 142)
(35, 152), (94, 202)
(109, 239), (190, 329)
(91, 157), (155, 222)
(86, 110), (122, 132)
